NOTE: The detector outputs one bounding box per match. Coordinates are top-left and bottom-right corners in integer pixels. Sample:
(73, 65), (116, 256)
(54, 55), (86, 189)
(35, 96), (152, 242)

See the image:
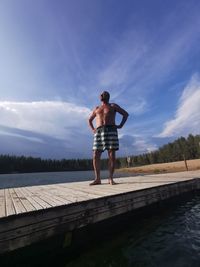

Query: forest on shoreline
(0, 134), (199, 174)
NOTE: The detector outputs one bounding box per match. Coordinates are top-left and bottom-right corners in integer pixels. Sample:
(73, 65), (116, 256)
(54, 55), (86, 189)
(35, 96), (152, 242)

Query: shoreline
(117, 158), (200, 175)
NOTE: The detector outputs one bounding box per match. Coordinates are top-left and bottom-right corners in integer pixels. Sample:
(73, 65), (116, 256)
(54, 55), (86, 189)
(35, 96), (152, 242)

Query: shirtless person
(88, 91), (129, 185)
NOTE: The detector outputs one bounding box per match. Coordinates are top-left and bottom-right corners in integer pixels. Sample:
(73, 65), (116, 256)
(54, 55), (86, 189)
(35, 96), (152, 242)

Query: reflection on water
(66, 193), (200, 267)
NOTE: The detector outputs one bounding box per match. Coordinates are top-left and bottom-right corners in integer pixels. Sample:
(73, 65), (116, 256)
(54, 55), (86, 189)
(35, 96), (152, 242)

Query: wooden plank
(50, 184), (101, 199)
(5, 188), (16, 216)
(14, 188), (37, 212)
(77, 186), (132, 196)
(18, 187), (44, 210)
(63, 184), (118, 197)
(9, 189), (26, 214)
(72, 184), (127, 196)
(49, 185), (97, 202)
(22, 186), (55, 209)
(42, 187), (75, 203)
(31, 185), (75, 206)
(31, 185), (69, 206)
(31, 194), (57, 208)
(29, 186), (71, 206)
(54, 184), (103, 199)
(44, 185), (89, 203)
(0, 189), (5, 218)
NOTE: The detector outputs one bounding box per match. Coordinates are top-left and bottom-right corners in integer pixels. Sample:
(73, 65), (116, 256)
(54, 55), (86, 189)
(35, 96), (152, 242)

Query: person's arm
(88, 107), (97, 133)
(113, 104), (129, 129)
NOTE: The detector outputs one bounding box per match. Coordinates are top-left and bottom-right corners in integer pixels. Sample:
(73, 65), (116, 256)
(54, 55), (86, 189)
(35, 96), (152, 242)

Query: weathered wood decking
(0, 170), (200, 254)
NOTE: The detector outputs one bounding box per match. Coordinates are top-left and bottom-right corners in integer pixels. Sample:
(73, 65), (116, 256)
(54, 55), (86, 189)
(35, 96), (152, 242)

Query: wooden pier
(0, 170), (200, 254)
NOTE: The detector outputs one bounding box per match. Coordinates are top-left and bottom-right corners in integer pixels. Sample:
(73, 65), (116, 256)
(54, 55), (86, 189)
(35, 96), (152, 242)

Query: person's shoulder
(110, 103), (120, 109)
(93, 106), (100, 112)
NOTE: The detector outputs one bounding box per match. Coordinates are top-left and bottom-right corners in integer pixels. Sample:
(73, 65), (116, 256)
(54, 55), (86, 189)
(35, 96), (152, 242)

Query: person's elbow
(122, 112), (129, 121)
(88, 117), (93, 125)
(125, 111), (129, 119)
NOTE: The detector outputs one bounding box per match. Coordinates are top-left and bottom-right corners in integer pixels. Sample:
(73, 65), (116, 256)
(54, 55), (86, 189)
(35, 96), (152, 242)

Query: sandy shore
(117, 158), (200, 174)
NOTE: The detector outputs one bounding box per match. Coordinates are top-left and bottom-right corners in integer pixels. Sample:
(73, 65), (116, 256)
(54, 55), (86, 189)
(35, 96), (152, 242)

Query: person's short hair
(101, 91), (110, 101)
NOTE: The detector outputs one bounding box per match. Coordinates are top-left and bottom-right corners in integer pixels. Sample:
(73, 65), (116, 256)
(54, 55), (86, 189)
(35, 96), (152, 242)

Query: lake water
(64, 193), (200, 267)
(0, 170), (134, 189)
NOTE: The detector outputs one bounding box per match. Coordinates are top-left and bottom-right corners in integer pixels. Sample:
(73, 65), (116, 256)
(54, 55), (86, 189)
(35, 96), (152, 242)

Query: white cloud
(159, 74), (200, 137)
(0, 101), (91, 140)
(134, 139), (157, 153)
(126, 98), (148, 115)
(97, 10), (200, 112)
(99, 31), (147, 88)
(0, 130), (44, 143)
(119, 134), (158, 156)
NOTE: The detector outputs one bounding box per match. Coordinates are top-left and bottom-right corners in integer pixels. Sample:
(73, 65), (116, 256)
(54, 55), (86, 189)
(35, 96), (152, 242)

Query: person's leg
(90, 150), (102, 185)
(108, 150), (116, 185)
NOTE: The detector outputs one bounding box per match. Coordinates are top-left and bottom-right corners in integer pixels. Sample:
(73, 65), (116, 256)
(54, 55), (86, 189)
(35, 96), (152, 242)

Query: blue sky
(0, 0), (200, 159)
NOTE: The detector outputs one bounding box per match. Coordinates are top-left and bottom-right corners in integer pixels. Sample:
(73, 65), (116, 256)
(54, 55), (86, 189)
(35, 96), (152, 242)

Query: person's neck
(101, 101), (109, 105)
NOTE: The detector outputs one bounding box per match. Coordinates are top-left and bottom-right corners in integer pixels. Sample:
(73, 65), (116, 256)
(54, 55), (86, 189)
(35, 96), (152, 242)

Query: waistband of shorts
(96, 125), (116, 130)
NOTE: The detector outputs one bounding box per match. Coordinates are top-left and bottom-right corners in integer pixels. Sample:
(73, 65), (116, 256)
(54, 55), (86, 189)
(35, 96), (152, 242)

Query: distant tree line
(0, 134), (199, 174)
(127, 134), (200, 167)
(0, 156), (93, 174)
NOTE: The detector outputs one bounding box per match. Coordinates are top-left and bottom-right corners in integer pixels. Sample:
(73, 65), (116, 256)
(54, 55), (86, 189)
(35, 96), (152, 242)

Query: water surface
(0, 170), (133, 189)
(65, 193), (200, 267)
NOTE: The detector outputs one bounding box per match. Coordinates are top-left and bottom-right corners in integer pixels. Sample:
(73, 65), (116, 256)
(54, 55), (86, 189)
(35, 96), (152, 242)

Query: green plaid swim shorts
(93, 125), (119, 151)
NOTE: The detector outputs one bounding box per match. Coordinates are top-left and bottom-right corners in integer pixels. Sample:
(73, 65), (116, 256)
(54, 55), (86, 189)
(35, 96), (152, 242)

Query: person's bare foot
(108, 179), (117, 185)
(89, 180), (101, 186)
